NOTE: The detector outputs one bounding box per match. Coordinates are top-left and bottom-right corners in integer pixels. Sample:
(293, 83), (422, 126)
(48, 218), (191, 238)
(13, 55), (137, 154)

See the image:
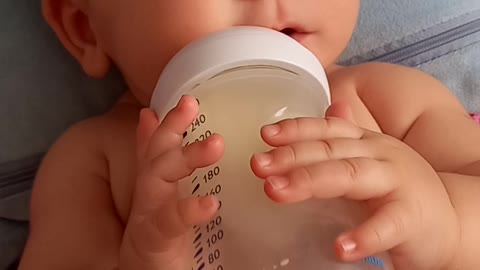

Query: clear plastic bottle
(151, 26), (394, 270)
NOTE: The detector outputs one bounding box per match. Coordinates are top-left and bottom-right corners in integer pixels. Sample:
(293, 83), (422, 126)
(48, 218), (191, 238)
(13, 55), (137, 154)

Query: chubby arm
(346, 63), (479, 171)
(19, 120), (123, 270)
(406, 111), (480, 270)
(352, 63), (480, 269)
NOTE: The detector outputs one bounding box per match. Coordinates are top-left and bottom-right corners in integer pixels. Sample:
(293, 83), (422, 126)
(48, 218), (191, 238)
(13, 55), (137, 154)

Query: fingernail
(178, 95), (188, 106)
(340, 238), (357, 254)
(199, 196), (214, 209)
(267, 176), (289, 190)
(263, 124), (280, 137)
(254, 152), (272, 168)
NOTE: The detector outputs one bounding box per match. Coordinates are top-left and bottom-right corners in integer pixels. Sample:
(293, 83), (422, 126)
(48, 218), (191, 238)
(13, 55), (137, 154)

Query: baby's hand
(251, 103), (460, 270)
(119, 96), (224, 270)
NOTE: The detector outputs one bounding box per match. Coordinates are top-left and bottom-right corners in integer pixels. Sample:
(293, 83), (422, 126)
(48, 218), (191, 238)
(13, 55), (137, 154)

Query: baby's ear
(42, 0), (111, 78)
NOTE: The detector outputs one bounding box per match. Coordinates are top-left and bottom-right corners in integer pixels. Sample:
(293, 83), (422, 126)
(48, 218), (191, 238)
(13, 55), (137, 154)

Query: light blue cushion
(340, 0), (480, 112)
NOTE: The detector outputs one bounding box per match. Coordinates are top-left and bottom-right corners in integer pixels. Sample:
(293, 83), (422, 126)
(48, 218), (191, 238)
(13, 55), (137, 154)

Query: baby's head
(43, 0), (359, 106)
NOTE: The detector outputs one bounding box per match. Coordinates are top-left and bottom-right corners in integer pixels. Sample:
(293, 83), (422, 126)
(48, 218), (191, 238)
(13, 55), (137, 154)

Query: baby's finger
(261, 117), (364, 147)
(334, 202), (414, 262)
(251, 138), (377, 178)
(148, 196), (219, 247)
(146, 134), (224, 182)
(122, 196), (218, 270)
(177, 196), (220, 228)
(132, 134), (223, 218)
(146, 95), (199, 160)
(325, 101), (357, 124)
(264, 158), (396, 203)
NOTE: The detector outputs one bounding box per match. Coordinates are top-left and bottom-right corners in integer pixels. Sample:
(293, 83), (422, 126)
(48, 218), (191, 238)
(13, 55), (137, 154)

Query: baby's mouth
(280, 27), (297, 36)
(279, 27), (311, 43)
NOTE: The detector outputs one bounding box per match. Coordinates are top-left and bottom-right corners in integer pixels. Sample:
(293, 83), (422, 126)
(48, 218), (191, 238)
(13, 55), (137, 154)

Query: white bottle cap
(150, 26), (330, 119)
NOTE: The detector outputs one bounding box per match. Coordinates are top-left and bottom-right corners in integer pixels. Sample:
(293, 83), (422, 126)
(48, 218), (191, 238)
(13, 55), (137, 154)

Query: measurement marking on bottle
(195, 130), (212, 142)
(194, 248), (203, 259)
(196, 256), (203, 264)
(197, 262), (205, 270)
(194, 233), (202, 244)
(195, 241), (202, 249)
(203, 166), (221, 183)
(191, 114), (207, 132)
(192, 183), (200, 195)
(195, 226), (201, 234)
(191, 176), (198, 183)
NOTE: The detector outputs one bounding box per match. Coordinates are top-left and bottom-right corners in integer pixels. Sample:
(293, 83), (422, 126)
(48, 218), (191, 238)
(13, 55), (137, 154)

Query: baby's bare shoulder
(31, 105), (134, 202)
(329, 63), (479, 171)
(21, 101), (141, 268)
(58, 97), (140, 163)
(330, 62), (468, 138)
(54, 111), (128, 162)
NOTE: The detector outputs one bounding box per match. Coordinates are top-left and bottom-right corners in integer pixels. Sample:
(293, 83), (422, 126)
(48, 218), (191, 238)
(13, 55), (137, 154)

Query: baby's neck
(117, 91), (144, 108)
(325, 64), (343, 75)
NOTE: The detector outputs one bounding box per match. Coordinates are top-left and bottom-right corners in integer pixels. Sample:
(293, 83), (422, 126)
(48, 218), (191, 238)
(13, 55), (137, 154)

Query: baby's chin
(118, 71), (161, 107)
(119, 89), (152, 108)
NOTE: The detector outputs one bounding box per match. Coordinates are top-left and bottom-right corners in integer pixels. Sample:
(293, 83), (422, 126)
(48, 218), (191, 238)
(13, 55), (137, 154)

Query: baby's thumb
(334, 202), (411, 262)
(325, 101), (357, 124)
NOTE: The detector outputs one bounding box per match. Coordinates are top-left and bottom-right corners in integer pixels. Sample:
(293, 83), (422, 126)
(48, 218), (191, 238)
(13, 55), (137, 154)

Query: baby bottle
(151, 26), (393, 270)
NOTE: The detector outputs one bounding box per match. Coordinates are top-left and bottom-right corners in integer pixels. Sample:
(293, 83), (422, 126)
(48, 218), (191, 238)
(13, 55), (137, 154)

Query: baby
(19, 1), (480, 269)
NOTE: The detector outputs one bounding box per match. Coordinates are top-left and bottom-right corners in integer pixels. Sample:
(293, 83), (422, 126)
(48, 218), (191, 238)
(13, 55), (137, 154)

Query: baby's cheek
(304, 34), (346, 69)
